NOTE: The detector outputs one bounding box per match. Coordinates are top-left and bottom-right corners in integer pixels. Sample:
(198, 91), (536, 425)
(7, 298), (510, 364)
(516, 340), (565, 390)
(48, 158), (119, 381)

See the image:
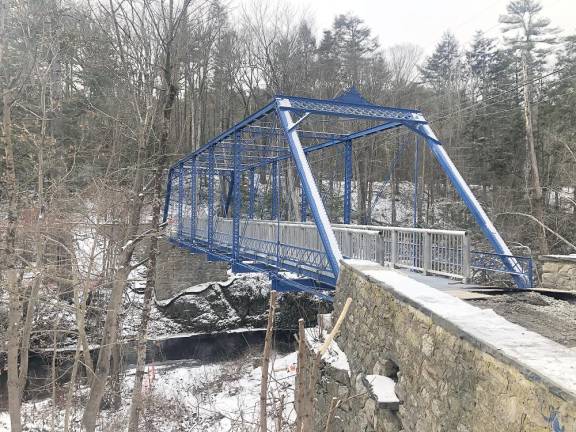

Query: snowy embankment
(0, 350), (298, 431)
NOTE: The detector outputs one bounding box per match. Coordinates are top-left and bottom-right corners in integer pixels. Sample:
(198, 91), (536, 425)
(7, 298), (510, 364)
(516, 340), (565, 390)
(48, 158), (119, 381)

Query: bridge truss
(163, 89), (532, 298)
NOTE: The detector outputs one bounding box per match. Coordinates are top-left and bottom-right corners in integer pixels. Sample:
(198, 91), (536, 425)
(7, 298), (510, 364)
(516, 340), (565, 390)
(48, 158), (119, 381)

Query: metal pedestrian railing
(172, 216), (472, 281)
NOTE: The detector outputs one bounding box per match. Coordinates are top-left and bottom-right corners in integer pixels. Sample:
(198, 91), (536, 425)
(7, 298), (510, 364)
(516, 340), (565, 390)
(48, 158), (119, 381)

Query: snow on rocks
(304, 327), (351, 376)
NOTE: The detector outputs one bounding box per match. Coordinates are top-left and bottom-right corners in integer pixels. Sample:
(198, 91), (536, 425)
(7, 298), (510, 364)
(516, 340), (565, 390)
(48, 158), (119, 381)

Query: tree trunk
(3, 90), (24, 432)
(82, 118), (148, 430)
(259, 291), (278, 432)
(521, 52), (548, 254)
(127, 18), (180, 427)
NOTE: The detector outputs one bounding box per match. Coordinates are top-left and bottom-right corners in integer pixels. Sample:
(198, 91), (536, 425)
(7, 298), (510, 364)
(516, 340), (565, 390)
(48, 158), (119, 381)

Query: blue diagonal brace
(408, 122), (529, 289)
(276, 98), (343, 276)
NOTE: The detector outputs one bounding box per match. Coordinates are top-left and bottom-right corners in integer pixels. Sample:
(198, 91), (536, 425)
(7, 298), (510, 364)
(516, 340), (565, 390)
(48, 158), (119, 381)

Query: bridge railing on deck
(174, 216), (471, 281)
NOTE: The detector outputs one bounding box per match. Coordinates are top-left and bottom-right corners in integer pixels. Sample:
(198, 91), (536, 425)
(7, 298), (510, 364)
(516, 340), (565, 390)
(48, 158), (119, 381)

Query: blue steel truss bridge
(163, 89), (533, 300)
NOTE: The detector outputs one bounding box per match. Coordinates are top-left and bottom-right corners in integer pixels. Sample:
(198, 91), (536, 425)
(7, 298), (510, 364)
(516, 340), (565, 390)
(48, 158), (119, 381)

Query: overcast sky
(233, 0), (575, 55)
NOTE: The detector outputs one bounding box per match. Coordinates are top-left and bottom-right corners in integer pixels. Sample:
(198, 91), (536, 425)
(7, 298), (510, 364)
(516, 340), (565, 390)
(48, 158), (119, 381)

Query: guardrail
(173, 217), (471, 281)
(471, 250), (534, 288)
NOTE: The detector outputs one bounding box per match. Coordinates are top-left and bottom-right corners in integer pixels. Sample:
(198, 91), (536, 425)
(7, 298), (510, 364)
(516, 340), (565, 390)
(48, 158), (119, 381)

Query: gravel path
(468, 291), (576, 348)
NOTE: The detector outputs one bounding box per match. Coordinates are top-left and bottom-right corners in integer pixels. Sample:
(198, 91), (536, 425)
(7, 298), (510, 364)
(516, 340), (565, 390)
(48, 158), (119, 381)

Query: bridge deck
(167, 215), (480, 299)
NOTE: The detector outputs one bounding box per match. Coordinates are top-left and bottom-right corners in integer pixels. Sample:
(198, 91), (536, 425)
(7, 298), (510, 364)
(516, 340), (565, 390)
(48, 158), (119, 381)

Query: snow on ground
(0, 351), (297, 431)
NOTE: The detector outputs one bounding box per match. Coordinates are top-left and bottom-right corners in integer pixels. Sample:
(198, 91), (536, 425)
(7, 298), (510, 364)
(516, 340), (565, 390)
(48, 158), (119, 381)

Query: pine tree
(500, 0), (558, 253)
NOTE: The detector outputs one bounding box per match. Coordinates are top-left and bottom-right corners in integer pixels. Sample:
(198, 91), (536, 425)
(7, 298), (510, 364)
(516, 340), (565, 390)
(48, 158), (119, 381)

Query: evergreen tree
(500, 0), (558, 253)
(420, 31), (466, 91)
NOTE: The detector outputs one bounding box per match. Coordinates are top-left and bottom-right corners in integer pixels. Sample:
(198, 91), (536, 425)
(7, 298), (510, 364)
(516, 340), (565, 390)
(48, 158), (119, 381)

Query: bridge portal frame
(164, 89), (530, 291)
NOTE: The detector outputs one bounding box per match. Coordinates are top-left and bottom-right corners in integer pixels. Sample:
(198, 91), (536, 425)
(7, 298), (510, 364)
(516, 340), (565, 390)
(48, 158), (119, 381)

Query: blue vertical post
(272, 160), (280, 266)
(343, 140), (352, 224)
(177, 162), (184, 240)
(232, 132), (242, 260)
(162, 166), (174, 224)
(248, 168), (256, 219)
(413, 136), (420, 228)
(190, 156), (197, 243)
(300, 184), (307, 222)
(271, 161), (278, 220)
(276, 99), (343, 277)
(411, 123), (529, 289)
(208, 145), (215, 250)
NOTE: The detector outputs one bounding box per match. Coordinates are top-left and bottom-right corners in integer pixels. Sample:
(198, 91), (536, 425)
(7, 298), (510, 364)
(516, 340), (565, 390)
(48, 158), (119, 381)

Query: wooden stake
(318, 297), (352, 356)
(324, 397), (341, 432)
(296, 318), (306, 432)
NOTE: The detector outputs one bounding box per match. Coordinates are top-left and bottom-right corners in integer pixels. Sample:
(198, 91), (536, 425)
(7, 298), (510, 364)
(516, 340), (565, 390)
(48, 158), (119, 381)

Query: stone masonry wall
(155, 239), (228, 301)
(297, 326), (402, 432)
(540, 255), (576, 291)
(305, 260), (576, 432)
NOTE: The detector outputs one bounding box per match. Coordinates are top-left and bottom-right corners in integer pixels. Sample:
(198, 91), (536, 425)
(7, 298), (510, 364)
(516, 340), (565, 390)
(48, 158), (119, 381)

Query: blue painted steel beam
(175, 235), (337, 283)
(177, 162), (184, 240)
(344, 140), (352, 224)
(271, 277), (333, 302)
(276, 99), (343, 277)
(248, 168), (256, 219)
(173, 101), (277, 166)
(275, 95), (426, 123)
(271, 161), (279, 220)
(190, 157), (197, 242)
(242, 121), (403, 172)
(244, 125), (345, 141)
(232, 132), (242, 260)
(407, 122), (529, 289)
(162, 166), (174, 223)
(207, 145), (215, 250)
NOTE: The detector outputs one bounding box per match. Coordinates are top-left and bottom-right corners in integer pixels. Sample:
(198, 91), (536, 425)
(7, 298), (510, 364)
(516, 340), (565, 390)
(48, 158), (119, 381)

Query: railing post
(232, 132), (242, 260)
(190, 156), (197, 243)
(207, 145), (215, 250)
(177, 162), (184, 240)
(391, 229), (398, 268)
(343, 140), (352, 224)
(462, 233), (471, 283)
(423, 232), (432, 275)
(376, 232), (385, 264)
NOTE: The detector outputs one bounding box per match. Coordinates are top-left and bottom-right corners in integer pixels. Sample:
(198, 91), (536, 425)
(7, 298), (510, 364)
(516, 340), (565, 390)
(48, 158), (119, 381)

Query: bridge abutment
(298, 260), (576, 431)
(155, 240), (229, 301)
